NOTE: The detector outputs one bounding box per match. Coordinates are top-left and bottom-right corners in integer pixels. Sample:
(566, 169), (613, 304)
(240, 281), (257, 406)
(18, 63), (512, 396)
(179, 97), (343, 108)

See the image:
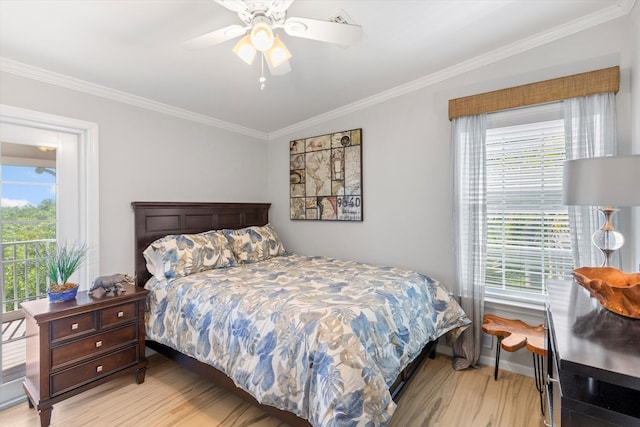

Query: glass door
(0, 125), (59, 408)
(0, 108), (98, 409)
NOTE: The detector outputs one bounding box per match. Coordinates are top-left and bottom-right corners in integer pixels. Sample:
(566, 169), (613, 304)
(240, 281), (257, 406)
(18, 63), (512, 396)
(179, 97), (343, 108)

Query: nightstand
(21, 283), (148, 427)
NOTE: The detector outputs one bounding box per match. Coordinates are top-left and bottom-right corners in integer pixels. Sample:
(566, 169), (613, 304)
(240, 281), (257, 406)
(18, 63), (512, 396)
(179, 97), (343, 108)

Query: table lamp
(562, 154), (640, 267)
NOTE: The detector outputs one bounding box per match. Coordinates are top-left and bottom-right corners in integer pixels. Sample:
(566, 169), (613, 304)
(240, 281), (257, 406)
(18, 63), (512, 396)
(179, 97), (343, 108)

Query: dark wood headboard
(131, 202), (270, 287)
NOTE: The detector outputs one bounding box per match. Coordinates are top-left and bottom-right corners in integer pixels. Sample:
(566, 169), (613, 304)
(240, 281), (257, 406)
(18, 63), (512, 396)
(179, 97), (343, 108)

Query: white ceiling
(0, 0), (635, 138)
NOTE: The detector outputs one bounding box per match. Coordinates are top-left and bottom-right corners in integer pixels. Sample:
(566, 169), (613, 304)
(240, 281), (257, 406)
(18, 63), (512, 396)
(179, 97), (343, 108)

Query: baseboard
(477, 354), (534, 378)
(0, 395), (26, 412)
(437, 343), (534, 378)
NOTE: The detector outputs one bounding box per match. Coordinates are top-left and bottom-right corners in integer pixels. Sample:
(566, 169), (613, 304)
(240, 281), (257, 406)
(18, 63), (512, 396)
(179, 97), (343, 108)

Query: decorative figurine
(89, 273), (134, 295)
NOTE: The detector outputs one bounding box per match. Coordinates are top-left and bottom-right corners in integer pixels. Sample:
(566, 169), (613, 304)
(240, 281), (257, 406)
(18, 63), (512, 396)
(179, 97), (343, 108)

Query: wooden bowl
(572, 267), (640, 319)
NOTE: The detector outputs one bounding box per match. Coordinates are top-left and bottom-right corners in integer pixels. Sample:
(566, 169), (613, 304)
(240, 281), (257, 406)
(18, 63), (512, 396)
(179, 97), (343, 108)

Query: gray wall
(0, 5), (637, 376)
(631, 3), (640, 269)
(266, 10), (638, 373)
(0, 73), (268, 275)
(268, 9), (637, 286)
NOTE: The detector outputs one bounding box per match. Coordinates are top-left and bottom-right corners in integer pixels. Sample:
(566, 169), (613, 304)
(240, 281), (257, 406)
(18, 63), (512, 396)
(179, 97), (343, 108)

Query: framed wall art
(290, 128), (362, 221)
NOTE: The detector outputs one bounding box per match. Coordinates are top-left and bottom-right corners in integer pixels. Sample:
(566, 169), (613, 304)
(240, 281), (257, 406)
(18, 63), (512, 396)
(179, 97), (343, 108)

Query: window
(484, 103), (573, 304)
(449, 68), (618, 368)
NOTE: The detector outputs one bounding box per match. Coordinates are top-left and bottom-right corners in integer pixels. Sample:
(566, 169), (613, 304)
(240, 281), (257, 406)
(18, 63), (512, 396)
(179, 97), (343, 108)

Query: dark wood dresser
(21, 283), (148, 427)
(545, 279), (640, 426)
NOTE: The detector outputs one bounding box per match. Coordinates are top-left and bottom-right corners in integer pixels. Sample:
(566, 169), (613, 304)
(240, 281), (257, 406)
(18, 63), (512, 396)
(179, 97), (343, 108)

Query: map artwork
(290, 129), (362, 221)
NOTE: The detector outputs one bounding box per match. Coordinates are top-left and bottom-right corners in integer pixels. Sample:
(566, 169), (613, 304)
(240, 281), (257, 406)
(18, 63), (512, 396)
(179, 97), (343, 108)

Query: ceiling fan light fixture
(232, 34), (256, 64)
(250, 21), (275, 52)
(265, 36), (292, 68)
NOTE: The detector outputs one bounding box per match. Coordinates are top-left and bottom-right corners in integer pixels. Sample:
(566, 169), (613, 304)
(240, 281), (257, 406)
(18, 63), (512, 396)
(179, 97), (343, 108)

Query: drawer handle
(71, 323), (79, 330)
(117, 311), (124, 318)
(95, 341), (102, 348)
(547, 375), (559, 384)
(96, 365), (103, 373)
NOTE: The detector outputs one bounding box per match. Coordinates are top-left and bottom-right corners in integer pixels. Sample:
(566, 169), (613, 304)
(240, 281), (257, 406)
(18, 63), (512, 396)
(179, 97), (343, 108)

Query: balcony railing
(2, 239), (55, 383)
(2, 238), (55, 314)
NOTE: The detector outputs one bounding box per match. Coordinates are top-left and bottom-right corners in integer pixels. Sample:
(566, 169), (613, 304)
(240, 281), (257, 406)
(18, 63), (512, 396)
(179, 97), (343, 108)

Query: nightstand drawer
(51, 346), (138, 396)
(50, 312), (96, 342)
(51, 324), (138, 368)
(101, 302), (137, 327)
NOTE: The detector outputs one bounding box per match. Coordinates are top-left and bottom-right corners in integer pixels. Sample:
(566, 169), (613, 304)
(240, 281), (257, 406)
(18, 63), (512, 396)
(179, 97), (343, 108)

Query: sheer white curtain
(452, 114), (487, 370)
(564, 93), (617, 268)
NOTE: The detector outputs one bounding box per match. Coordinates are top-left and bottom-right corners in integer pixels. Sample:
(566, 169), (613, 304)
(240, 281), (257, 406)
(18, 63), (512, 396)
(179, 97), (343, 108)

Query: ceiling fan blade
(268, 0), (295, 14)
(267, 57), (291, 76)
(185, 25), (247, 49)
(213, 0), (249, 13)
(284, 17), (363, 46)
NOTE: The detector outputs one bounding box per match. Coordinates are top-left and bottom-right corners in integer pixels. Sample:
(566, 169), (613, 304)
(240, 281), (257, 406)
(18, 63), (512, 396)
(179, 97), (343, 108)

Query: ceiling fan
(186, 0), (363, 89)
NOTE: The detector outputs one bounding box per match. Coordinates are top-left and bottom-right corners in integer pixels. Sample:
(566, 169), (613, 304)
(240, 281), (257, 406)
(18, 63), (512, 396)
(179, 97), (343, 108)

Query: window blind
(485, 118), (573, 301)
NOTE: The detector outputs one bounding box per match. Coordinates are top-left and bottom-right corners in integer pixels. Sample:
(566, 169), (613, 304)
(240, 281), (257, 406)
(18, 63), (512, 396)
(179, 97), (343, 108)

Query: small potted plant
(43, 242), (87, 303)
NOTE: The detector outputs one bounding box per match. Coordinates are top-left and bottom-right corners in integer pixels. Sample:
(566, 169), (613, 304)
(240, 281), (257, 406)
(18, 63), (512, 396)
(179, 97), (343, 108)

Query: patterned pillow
(143, 230), (236, 280)
(224, 223), (286, 264)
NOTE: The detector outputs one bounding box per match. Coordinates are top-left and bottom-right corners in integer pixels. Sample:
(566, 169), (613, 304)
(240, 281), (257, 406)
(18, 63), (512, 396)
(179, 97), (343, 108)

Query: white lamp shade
(250, 22), (274, 52)
(265, 36), (291, 68)
(232, 34), (256, 65)
(562, 155), (640, 207)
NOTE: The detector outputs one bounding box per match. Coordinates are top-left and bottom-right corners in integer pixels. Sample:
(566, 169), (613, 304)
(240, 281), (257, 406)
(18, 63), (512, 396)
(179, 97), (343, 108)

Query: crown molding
(1, 0), (634, 142)
(267, 0), (636, 140)
(620, 0), (637, 13)
(0, 57), (268, 140)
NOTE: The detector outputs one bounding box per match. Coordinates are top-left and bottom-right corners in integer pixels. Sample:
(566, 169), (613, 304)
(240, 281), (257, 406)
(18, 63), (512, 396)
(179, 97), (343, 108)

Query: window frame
(484, 102), (573, 305)
(0, 105), (99, 409)
(0, 106), (99, 288)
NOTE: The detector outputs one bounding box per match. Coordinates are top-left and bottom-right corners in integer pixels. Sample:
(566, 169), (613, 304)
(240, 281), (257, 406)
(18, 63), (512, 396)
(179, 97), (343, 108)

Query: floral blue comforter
(145, 254), (469, 427)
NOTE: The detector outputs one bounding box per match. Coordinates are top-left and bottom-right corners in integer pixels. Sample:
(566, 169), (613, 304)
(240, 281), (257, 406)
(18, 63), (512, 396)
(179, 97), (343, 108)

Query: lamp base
(592, 207), (624, 267)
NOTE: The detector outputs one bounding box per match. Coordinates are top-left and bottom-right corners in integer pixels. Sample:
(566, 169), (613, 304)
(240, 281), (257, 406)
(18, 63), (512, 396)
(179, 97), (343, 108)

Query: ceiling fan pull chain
(259, 53), (266, 90)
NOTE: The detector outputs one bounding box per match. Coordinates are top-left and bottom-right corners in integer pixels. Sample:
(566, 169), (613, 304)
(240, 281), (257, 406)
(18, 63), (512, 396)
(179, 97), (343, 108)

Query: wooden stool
(482, 314), (547, 415)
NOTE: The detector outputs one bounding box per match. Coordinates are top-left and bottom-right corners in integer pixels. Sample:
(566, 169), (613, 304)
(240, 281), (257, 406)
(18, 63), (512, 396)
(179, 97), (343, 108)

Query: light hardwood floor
(1, 353), (545, 427)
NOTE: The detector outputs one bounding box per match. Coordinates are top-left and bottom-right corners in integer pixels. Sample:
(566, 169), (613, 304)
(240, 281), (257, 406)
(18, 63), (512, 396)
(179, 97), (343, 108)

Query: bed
(132, 202), (470, 427)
